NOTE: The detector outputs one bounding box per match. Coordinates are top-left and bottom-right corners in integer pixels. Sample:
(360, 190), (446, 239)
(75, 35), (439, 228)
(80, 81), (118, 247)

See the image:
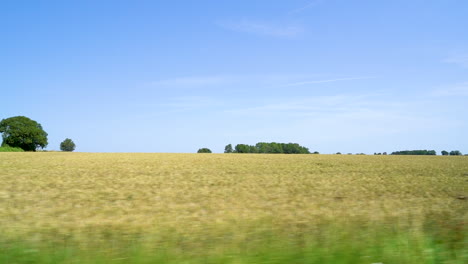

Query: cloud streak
(225, 93), (452, 134)
(285, 76), (377, 87)
(443, 54), (468, 68)
(218, 19), (304, 37)
(225, 93), (394, 117)
(431, 82), (468, 97)
(287, 0), (323, 15)
(151, 76), (231, 87)
(150, 74), (376, 89)
(218, 1), (325, 37)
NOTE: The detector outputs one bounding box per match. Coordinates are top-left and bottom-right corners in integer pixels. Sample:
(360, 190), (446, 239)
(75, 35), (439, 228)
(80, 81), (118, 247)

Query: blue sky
(1, 0), (467, 153)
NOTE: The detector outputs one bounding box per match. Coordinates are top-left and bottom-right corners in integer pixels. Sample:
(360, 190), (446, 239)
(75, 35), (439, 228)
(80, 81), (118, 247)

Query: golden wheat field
(0, 152), (466, 263)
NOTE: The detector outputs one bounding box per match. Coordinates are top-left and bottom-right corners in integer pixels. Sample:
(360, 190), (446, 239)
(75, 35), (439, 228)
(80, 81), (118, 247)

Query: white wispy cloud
(128, 96), (223, 116)
(159, 96), (222, 110)
(431, 82), (468, 97)
(218, 19), (304, 37)
(225, 94), (384, 117)
(443, 54), (468, 68)
(288, 0), (323, 15)
(151, 74), (375, 89)
(151, 76), (231, 87)
(224, 93), (449, 139)
(285, 76), (377, 87)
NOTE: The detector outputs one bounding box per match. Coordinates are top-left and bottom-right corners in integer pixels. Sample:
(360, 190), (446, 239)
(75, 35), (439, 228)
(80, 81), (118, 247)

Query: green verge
(0, 220), (465, 264)
(0, 146), (24, 152)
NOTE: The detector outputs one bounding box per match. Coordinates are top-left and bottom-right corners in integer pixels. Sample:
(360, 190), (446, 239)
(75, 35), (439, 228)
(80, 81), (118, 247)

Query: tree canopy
(60, 138), (76, 152)
(224, 144), (233, 153)
(0, 116), (48, 151)
(449, 150), (462, 156)
(230, 142), (310, 154)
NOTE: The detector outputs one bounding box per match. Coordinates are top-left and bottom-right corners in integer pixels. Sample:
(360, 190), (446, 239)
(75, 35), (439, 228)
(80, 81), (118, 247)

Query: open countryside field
(0, 153), (466, 263)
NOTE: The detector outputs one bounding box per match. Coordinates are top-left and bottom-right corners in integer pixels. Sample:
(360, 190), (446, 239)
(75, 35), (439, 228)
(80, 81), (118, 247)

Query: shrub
(197, 148), (212, 153)
(60, 138), (76, 152)
(0, 145), (24, 152)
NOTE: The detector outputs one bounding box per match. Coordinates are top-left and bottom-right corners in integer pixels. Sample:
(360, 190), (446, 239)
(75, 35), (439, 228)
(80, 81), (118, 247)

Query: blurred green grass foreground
(0, 153), (466, 263)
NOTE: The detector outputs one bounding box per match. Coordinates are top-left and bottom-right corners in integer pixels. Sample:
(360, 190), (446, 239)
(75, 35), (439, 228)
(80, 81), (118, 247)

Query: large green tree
(0, 116), (48, 151)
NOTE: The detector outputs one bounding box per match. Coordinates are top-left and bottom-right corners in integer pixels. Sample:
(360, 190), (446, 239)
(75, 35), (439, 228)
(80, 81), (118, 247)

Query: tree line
(195, 146), (464, 155)
(391, 150), (437, 155)
(223, 142), (311, 154)
(390, 150), (463, 156)
(1, 116), (465, 156)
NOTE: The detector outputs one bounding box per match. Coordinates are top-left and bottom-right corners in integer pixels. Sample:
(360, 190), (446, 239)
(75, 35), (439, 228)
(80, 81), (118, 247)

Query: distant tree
(234, 144), (251, 153)
(441, 150), (449, 156)
(269, 142), (283, 153)
(449, 150), (462, 156)
(313, 151), (319, 154)
(249, 145), (258, 153)
(224, 144), (233, 153)
(281, 143), (310, 154)
(0, 116), (48, 151)
(382, 152), (387, 155)
(197, 148), (212, 153)
(60, 138), (76, 152)
(336, 152), (342, 155)
(255, 142), (271, 153)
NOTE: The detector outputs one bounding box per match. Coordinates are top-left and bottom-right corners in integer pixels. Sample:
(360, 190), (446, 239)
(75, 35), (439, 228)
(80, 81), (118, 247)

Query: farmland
(0, 153), (466, 263)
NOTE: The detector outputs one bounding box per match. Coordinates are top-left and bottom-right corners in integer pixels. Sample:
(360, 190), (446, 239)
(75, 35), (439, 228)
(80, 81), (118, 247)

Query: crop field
(0, 153), (466, 263)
